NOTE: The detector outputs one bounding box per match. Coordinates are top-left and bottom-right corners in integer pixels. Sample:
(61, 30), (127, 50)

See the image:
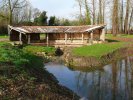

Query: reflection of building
(8, 25), (106, 47)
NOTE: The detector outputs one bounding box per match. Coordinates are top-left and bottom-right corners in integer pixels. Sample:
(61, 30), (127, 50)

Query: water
(45, 57), (133, 100)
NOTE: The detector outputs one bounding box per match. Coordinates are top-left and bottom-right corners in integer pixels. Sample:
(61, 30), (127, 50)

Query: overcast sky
(29, 0), (78, 19)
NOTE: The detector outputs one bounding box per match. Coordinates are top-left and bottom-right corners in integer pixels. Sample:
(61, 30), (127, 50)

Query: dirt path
(107, 37), (133, 42)
(0, 38), (9, 42)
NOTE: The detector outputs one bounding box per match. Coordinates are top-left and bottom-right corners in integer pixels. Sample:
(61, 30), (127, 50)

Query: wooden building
(8, 25), (106, 47)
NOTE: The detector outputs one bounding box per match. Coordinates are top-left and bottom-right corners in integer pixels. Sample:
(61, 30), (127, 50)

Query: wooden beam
(65, 33), (67, 45)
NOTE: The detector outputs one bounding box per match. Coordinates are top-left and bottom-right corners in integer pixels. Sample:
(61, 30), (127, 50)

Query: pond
(45, 57), (133, 100)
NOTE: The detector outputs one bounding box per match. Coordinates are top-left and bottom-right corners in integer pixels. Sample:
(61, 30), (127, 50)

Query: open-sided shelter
(8, 25), (106, 47)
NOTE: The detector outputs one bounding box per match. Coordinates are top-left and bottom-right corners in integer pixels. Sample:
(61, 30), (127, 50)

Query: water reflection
(45, 57), (133, 100)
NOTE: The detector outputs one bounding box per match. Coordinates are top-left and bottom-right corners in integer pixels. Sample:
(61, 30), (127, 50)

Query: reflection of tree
(76, 72), (82, 92)
(73, 57), (133, 99)
(75, 72), (90, 96)
(125, 58), (129, 100)
(119, 60), (122, 95)
(88, 72), (95, 100)
(112, 62), (118, 100)
(129, 57), (133, 100)
(75, 70), (103, 100)
(97, 71), (102, 100)
(91, 72), (95, 100)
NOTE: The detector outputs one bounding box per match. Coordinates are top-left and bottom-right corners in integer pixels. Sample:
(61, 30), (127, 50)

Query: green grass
(120, 34), (133, 38)
(0, 42), (8, 46)
(23, 45), (55, 56)
(72, 42), (126, 58)
(0, 34), (8, 38)
(106, 34), (133, 39)
(0, 43), (44, 69)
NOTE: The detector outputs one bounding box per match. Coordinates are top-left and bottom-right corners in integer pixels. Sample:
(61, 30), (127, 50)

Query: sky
(29, 0), (78, 19)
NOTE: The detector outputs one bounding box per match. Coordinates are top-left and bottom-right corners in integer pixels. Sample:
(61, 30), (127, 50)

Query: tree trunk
(120, 0), (124, 33)
(8, 0), (12, 25)
(124, 0), (130, 34)
(112, 0), (119, 36)
(85, 0), (91, 25)
(92, 0), (96, 25)
(98, 0), (102, 24)
(78, 0), (83, 25)
(128, 7), (133, 34)
(102, 0), (105, 24)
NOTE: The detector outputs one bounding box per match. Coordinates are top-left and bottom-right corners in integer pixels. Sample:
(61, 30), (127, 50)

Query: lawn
(106, 34), (133, 39)
(72, 42), (126, 58)
(0, 34), (8, 38)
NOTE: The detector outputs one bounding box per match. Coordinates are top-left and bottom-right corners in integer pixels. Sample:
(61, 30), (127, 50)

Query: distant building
(8, 25), (106, 47)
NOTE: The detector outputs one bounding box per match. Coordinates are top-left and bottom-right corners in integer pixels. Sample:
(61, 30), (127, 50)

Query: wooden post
(19, 33), (22, 42)
(8, 26), (10, 35)
(100, 28), (105, 41)
(82, 33), (84, 44)
(28, 34), (31, 44)
(65, 33), (67, 45)
(46, 33), (49, 46)
(90, 31), (93, 44)
(8, 27), (11, 40)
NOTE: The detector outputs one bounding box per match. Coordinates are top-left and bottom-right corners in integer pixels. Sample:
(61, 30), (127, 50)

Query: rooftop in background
(8, 25), (106, 34)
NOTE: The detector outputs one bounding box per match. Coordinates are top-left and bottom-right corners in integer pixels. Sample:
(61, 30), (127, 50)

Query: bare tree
(98, 0), (103, 24)
(120, 0), (124, 33)
(102, 0), (106, 24)
(75, 0), (84, 24)
(124, 0), (130, 34)
(6, 0), (27, 25)
(84, 0), (91, 25)
(32, 8), (41, 20)
(112, 0), (119, 36)
(128, 0), (133, 34)
(92, 0), (96, 25)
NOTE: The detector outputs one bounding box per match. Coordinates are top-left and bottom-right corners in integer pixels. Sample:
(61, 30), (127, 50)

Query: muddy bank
(62, 47), (133, 70)
(0, 65), (79, 100)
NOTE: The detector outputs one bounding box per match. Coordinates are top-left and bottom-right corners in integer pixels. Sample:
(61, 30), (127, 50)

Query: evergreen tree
(48, 16), (55, 26)
(34, 11), (48, 25)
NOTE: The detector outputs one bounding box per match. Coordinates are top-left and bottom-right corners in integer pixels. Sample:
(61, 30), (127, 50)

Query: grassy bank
(65, 34), (133, 69)
(72, 42), (126, 58)
(72, 34), (133, 58)
(0, 42), (78, 99)
(0, 34), (8, 38)
(23, 45), (55, 56)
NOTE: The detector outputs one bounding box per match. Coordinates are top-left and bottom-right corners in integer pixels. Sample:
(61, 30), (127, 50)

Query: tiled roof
(9, 25), (105, 34)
